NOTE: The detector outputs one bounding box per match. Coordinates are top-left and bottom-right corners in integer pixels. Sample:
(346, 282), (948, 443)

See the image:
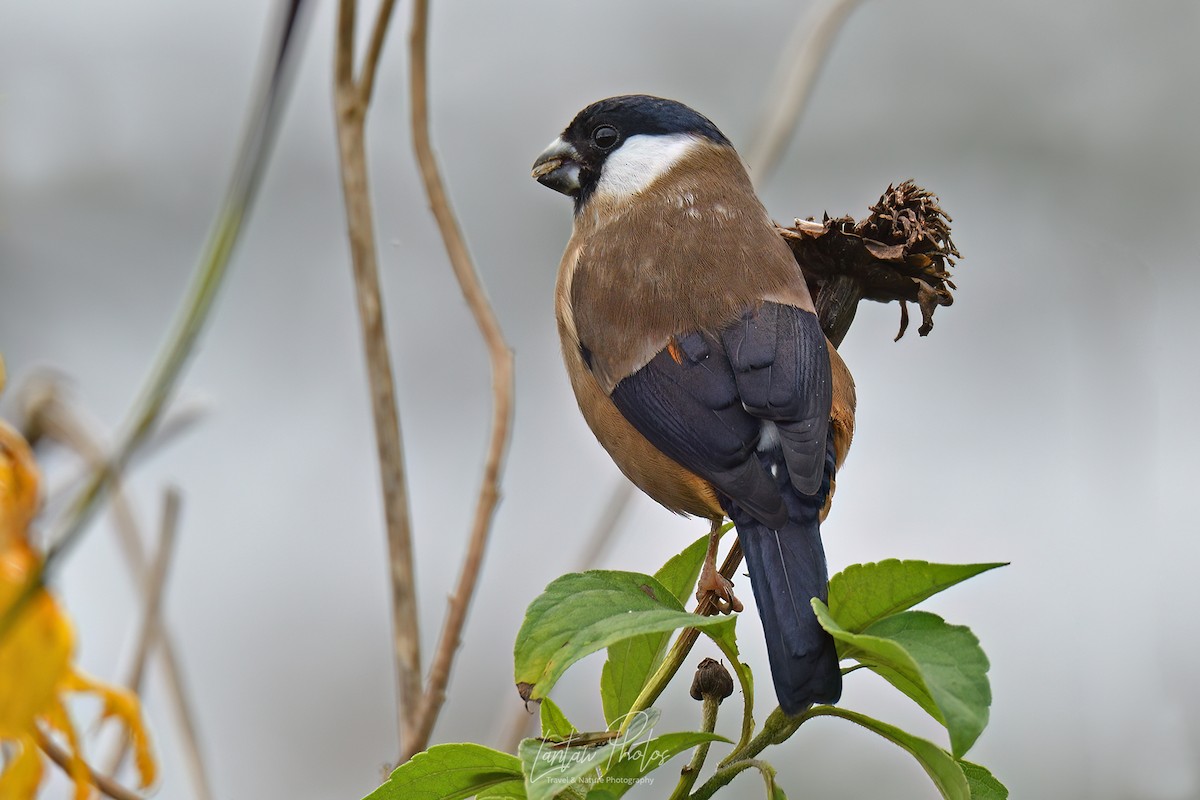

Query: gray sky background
(2, 1), (1198, 798)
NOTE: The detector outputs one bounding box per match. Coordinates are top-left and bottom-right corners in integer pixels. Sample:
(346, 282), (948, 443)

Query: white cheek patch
(595, 134), (699, 200)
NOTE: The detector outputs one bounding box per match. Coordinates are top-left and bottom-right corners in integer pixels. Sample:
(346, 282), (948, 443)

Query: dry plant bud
(690, 657), (735, 703)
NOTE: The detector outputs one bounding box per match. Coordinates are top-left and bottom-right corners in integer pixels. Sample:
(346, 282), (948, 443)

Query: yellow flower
(0, 363), (157, 799)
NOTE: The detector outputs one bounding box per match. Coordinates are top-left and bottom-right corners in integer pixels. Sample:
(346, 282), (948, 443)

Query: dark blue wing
(720, 302), (832, 496)
(609, 302), (832, 528)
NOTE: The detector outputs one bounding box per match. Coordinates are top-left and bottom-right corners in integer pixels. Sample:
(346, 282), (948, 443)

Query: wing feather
(607, 302), (832, 527)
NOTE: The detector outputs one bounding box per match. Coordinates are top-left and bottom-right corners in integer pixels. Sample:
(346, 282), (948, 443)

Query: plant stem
(669, 694), (721, 800)
(681, 705), (815, 798)
(719, 705), (806, 768)
(36, 730), (142, 800)
(104, 488), (181, 778)
(402, 0), (515, 758)
(333, 0), (422, 755)
(689, 758), (779, 800)
(706, 628), (754, 755)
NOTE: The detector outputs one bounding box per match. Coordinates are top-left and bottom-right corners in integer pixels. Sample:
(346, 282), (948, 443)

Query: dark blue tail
(725, 447), (841, 715)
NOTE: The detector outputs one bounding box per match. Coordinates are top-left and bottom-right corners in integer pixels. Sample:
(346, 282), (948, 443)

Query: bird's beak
(531, 137), (582, 196)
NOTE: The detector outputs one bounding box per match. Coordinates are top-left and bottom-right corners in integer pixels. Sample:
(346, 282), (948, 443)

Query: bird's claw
(697, 566), (744, 615)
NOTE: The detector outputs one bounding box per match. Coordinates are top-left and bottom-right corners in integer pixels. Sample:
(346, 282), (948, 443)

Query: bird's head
(531, 95), (732, 213)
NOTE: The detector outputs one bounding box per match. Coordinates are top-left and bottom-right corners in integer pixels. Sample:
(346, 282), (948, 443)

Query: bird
(531, 94), (856, 715)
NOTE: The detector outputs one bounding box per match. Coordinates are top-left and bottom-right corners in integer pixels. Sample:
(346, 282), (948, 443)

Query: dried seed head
(689, 657), (734, 703)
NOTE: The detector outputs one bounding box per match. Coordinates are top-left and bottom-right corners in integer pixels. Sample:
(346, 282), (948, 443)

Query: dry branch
(35, 731), (143, 800)
(104, 488), (182, 779)
(404, 0), (515, 758)
(333, 0), (423, 753)
(333, 0), (514, 761)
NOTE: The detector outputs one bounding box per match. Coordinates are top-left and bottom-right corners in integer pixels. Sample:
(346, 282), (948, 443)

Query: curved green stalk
(0, 1), (307, 642)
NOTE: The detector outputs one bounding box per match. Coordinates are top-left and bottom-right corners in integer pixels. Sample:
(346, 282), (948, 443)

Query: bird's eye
(591, 125), (619, 150)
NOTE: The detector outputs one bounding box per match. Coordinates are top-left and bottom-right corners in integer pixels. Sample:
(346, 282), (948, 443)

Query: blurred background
(2, 1), (1198, 798)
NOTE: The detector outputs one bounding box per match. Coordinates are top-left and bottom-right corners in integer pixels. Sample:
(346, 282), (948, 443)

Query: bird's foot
(697, 561), (743, 615)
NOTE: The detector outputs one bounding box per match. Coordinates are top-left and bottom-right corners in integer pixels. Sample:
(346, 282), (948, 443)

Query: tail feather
(726, 446), (841, 714)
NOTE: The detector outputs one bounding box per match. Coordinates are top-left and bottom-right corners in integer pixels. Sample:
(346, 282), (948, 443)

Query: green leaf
(814, 600), (934, 713)
(520, 709), (667, 800)
(959, 761), (1008, 799)
(600, 638), (663, 727)
(809, 707), (970, 800)
(827, 560), (1005, 634)
(585, 730), (731, 799)
(863, 662), (945, 725)
(519, 734), (606, 800)
(866, 612), (991, 756)
(654, 531), (716, 605)
(600, 534), (711, 725)
(363, 743), (525, 800)
(476, 791), (528, 800)
(514, 571), (731, 703)
(813, 603), (991, 757)
(540, 697), (578, 740)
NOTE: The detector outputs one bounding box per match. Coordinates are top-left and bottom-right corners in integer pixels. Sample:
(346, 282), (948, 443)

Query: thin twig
(154, 620), (212, 800)
(104, 488), (182, 778)
(35, 730), (143, 800)
(122, 489), (182, 694)
(334, 0), (354, 87)
(358, 0), (398, 104)
(333, 0), (423, 753)
(746, 0), (867, 179)
(404, 0), (515, 758)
